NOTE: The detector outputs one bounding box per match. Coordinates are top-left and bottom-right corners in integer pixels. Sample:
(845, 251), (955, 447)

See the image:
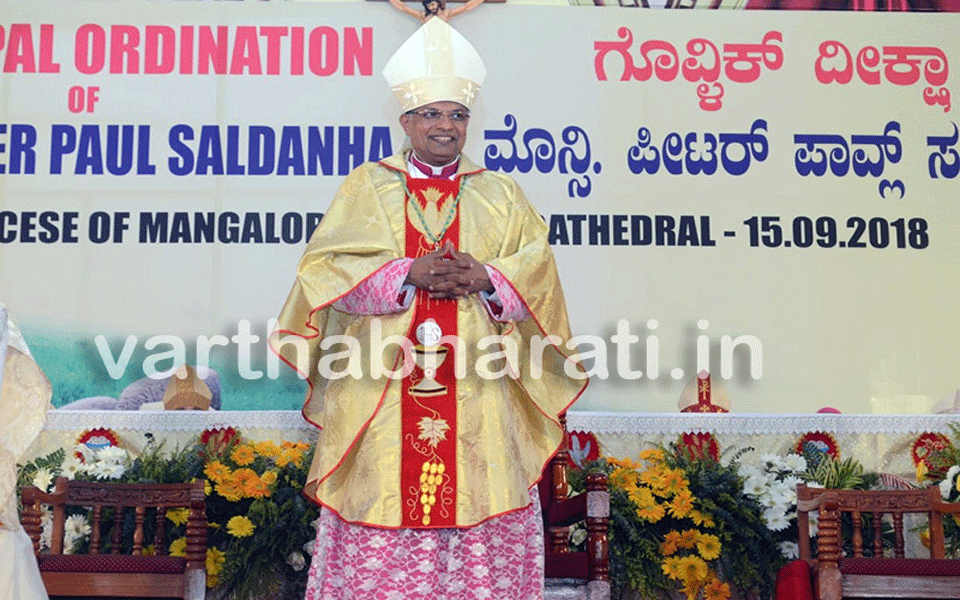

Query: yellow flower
(166, 507), (189, 526)
(703, 577), (731, 600)
(609, 457), (642, 470)
(610, 467), (639, 491)
(204, 480), (212, 496)
(696, 533), (722, 561)
(689, 510), (715, 528)
(629, 486), (656, 507)
(639, 466), (668, 490)
(660, 468), (688, 496)
(254, 440), (280, 459)
(231, 444), (256, 466)
(680, 581), (699, 600)
(261, 470), (278, 486)
(677, 555), (709, 586)
(206, 546), (226, 575)
(661, 530), (683, 556)
(639, 448), (665, 462)
(204, 460), (232, 484)
(661, 556), (683, 579)
(668, 490), (694, 518)
(678, 529), (700, 550)
(234, 468), (270, 498)
(920, 528), (931, 549)
(276, 446), (304, 468)
(915, 461), (928, 483)
(227, 515), (255, 538)
(169, 537), (186, 557)
(215, 479), (242, 503)
(635, 502), (665, 523)
(142, 545), (155, 556)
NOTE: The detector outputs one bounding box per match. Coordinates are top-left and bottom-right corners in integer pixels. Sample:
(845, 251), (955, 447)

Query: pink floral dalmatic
(304, 489), (545, 600)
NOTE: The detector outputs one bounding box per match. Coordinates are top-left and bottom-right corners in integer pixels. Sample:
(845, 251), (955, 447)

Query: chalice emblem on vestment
(409, 319), (448, 397)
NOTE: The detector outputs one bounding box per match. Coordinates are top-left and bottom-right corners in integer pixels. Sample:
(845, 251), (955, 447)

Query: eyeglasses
(407, 108), (471, 122)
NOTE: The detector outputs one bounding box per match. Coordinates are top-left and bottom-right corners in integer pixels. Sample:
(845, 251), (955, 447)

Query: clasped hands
(406, 240), (494, 299)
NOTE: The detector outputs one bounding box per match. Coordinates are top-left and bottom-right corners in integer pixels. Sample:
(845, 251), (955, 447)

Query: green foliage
(800, 454), (878, 490)
(17, 447), (65, 490)
(664, 447), (781, 599)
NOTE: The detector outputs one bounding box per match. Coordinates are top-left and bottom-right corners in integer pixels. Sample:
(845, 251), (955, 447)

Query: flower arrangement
(919, 423), (960, 556)
(595, 443), (782, 600)
(17, 427), (319, 600)
(738, 453), (807, 560)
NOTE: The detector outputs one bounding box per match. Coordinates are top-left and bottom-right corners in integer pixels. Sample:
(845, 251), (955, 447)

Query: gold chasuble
(273, 151), (587, 529)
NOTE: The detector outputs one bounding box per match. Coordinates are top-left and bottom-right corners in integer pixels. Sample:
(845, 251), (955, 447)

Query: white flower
(63, 514), (91, 553)
(570, 526), (587, 546)
(417, 417), (450, 448)
(302, 538), (316, 555)
(942, 466), (960, 500)
(369, 535), (389, 549)
(40, 511), (53, 551)
(90, 460), (126, 480)
(60, 455), (85, 479)
(285, 551), (306, 572)
(760, 453), (783, 469)
(65, 514), (91, 538)
(96, 446), (128, 463)
(763, 508), (790, 531)
(743, 475), (768, 498)
(32, 468), (54, 492)
(781, 476), (803, 497)
(73, 444), (93, 463)
(784, 454), (808, 472)
(779, 541), (800, 559)
(469, 542), (486, 557)
(940, 476), (955, 500)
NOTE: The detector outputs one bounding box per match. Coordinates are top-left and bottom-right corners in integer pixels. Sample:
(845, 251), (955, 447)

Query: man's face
(400, 101), (469, 167)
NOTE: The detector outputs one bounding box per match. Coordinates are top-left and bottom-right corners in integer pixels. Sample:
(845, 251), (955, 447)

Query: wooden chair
(539, 413), (610, 600)
(20, 477), (207, 600)
(796, 483), (960, 600)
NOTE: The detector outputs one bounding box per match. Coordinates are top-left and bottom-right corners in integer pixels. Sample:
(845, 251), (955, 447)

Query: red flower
(678, 432), (720, 461)
(200, 427), (240, 458)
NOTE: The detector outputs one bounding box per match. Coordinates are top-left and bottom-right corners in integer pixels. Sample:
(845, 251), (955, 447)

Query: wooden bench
(540, 414), (610, 600)
(796, 483), (960, 600)
(20, 477), (207, 600)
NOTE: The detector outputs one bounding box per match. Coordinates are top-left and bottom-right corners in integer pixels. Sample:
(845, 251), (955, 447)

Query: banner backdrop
(1, 1), (958, 414)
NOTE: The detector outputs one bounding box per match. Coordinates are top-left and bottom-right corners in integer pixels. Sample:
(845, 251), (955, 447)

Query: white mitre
(382, 18), (486, 112)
